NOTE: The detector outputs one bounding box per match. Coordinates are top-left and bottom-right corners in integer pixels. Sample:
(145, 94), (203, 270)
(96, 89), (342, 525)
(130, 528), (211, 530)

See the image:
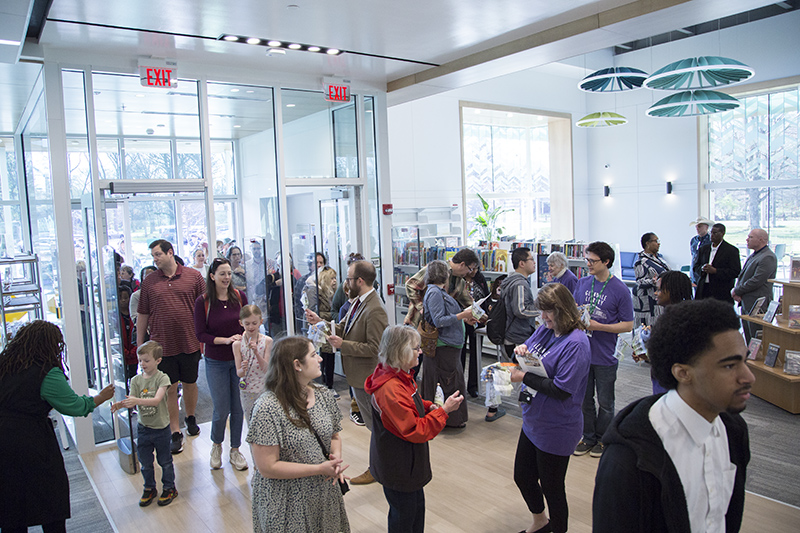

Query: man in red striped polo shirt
(137, 239), (206, 454)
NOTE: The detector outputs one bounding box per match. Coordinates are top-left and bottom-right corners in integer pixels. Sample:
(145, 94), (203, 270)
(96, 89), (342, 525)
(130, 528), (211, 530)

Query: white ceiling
(0, 0), (788, 134)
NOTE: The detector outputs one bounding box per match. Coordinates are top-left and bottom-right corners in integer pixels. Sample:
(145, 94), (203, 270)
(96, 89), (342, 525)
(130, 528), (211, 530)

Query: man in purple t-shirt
(572, 241), (634, 458)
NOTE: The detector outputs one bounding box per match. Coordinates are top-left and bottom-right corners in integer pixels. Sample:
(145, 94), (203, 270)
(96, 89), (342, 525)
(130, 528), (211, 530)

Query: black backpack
(486, 294), (507, 346)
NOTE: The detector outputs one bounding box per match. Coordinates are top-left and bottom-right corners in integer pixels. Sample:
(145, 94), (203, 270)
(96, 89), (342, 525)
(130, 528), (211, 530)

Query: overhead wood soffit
(387, 0), (691, 92)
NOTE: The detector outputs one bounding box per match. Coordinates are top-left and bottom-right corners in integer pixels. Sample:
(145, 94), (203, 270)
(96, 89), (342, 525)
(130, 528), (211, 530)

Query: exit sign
(323, 77), (351, 102)
(138, 58), (178, 88)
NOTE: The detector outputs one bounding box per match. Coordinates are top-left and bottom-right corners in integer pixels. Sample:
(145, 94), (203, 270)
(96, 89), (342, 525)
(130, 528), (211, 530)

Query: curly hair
(657, 271), (693, 305)
(649, 299), (741, 390)
(0, 320), (65, 378)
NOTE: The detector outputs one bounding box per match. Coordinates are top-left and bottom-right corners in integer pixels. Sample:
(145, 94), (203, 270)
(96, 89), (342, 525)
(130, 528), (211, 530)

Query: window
(707, 86), (800, 257)
(0, 136), (23, 256)
(461, 104), (572, 244)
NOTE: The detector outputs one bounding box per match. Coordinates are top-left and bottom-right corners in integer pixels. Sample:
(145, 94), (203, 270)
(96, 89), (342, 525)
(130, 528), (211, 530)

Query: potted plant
(469, 193), (513, 243)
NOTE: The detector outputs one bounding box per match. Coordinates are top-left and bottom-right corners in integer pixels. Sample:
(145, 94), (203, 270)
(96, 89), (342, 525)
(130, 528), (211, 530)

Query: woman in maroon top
(194, 257), (249, 471)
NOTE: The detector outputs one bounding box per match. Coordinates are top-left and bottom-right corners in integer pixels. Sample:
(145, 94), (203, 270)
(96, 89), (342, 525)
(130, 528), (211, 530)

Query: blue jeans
(383, 486), (425, 533)
(137, 424), (174, 489)
(205, 358), (244, 448)
(582, 363), (618, 445)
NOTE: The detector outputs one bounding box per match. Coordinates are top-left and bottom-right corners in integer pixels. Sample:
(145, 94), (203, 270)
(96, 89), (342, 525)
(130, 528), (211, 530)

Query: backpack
(486, 295), (507, 346)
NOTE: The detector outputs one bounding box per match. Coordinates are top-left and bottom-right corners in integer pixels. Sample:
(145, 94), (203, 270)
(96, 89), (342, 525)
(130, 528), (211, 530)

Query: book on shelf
(792, 256), (800, 282)
(764, 343), (780, 368)
(784, 350), (800, 376)
(749, 296), (767, 316)
(747, 338), (762, 361)
(788, 305), (800, 329)
(762, 300), (780, 323)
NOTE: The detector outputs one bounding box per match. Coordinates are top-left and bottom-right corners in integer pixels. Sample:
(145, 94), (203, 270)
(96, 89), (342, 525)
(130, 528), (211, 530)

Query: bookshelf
(741, 279), (800, 414)
(392, 207), (463, 323)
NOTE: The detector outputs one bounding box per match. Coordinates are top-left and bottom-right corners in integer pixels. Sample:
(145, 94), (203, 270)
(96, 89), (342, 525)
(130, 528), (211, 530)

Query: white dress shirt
(649, 390), (737, 533)
(705, 243), (720, 283)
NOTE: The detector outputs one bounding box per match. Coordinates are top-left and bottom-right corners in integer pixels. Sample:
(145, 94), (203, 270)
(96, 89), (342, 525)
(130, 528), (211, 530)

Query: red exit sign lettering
(323, 78), (351, 102)
(138, 58), (178, 89)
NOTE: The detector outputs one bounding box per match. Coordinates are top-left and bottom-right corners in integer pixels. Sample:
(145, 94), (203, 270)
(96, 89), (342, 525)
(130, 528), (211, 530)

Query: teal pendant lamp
(644, 56), (754, 90)
(579, 67), (649, 92)
(646, 90), (741, 117)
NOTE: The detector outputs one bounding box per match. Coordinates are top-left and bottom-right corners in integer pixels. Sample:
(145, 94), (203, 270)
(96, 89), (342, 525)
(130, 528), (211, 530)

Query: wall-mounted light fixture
(604, 185), (611, 197)
(666, 181), (673, 194)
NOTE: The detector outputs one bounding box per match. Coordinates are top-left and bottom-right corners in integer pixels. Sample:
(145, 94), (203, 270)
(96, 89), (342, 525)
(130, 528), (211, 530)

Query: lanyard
(588, 275), (612, 316)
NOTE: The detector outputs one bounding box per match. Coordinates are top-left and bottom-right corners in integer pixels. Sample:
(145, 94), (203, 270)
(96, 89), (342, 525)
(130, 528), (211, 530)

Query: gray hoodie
(502, 272), (539, 344)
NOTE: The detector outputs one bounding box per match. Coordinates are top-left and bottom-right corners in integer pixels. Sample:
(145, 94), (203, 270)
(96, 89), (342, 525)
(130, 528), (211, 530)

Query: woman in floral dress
(247, 336), (350, 533)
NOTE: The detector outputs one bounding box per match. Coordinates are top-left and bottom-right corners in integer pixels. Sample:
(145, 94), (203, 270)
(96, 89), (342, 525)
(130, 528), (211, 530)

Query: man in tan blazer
(306, 259), (388, 485)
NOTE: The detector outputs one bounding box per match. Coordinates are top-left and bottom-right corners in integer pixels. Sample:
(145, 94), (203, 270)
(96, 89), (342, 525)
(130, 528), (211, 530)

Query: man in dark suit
(733, 228), (778, 342)
(694, 223), (741, 302)
(306, 259), (388, 485)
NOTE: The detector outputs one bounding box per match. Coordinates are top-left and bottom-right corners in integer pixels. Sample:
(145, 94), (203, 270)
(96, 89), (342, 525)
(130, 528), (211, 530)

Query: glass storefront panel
(281, 88), (359, 179)
(0, 136), (23, 256)
(364, 97), (382, 279)
(209, 81), (285, 334)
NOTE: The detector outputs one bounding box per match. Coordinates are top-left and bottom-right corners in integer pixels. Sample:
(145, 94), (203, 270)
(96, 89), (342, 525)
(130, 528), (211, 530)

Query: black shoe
(350, 411), (365, 426)
(468, 389), (479, 398)
(185, 415), (200, 436)
(139, 488), (157, 507)
(170, 431), (184, 454)
(157, 487), (178, 506)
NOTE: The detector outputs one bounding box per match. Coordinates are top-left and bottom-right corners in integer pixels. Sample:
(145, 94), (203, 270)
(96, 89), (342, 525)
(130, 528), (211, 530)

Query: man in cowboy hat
(690, 216), (714, 288)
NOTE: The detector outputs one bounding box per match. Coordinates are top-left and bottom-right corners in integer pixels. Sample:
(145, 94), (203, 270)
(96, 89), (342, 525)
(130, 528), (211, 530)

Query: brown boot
(350, 469), (375, 485)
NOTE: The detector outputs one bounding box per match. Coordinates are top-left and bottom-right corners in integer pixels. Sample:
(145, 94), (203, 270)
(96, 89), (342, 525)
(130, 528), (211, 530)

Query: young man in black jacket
(593, 299), (754, 533)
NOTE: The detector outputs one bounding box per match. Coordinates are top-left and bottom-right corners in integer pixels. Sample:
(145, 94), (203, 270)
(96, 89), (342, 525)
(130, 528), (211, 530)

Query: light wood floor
(82, 399), (800, 532)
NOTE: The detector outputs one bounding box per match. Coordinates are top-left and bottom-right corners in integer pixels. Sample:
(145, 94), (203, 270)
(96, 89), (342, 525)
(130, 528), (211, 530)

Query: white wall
(388, 67), (591, 239)
(583, 10), (800, 269)
(389, 10), (800, 270)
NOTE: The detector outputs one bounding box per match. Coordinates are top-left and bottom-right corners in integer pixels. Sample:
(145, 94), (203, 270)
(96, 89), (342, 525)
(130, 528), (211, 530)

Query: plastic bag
(614, 331), (634, 361)
(307, 321), (330, 350)
(480, 363), (515, 408)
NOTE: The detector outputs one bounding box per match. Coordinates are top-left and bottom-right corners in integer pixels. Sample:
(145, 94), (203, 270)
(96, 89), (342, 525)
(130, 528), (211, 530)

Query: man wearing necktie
(732, 228), (777, 342)
(306, 259), (388, 485)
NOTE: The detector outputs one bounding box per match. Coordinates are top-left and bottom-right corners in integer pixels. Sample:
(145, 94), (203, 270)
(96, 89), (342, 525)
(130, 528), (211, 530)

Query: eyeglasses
(648, 239), (660, 244)
(467, 264), (478, 273)
(585, 258), (602, 265)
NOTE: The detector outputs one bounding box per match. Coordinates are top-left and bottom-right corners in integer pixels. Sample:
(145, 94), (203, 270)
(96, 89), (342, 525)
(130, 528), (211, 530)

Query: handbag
(417, 316), (439, 358)
(309, 423), (350, 495)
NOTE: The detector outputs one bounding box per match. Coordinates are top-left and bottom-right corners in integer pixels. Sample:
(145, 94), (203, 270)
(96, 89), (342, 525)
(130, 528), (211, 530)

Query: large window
(460, 104), (573, 244)
(0, 136), (23, 256)
(707, 87), (800, 257)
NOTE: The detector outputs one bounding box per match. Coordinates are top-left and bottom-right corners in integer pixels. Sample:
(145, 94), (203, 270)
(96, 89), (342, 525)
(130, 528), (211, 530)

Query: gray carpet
(54, 425), (114, 533)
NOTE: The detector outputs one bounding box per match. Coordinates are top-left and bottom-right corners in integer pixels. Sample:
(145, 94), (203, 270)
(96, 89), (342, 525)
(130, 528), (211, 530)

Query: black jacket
(592, 395), (749, 533)
(694, 240), (741, 302)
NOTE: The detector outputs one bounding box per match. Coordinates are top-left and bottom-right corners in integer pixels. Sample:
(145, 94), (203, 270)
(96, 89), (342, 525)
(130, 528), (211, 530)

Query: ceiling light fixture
(646, 90), (741, 117)
(0, 39), (21, 46)
(286, 104), (296, 108)
(579, 67), (648, 92)
(576, 112), (627, 128)
(644, 56), (754, 91)
(218, 34), (344, 55)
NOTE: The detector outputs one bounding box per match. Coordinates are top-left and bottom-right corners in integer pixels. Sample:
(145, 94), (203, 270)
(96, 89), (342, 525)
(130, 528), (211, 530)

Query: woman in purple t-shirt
(194, 257), (249, 471)
(509, 283), (591, 533)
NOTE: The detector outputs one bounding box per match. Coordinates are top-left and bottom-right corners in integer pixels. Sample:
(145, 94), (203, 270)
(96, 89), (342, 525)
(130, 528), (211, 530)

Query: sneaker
(350, 411), (365, 426)
(574, 440), (593, 456)
(157, 487), (178, 506)
(485, 407), (506, 422)
(210, 443), (222, 469)
(230, 448), (248, 471)
(185, 415), (200, 436)
(139, 488), (157, 507)
(333, 390), (341, 400)
(590, 442), (605, 458)
(170, 432), (184, 454)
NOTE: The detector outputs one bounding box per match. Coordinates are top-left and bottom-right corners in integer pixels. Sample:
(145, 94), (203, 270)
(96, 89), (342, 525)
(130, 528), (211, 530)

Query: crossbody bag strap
(308, 423), (330, 458)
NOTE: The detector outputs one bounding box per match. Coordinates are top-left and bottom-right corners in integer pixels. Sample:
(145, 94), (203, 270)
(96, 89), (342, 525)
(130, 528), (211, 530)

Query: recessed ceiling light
(246, 37), (261, 45)
(223, 35), (239, 42)
(234, 125), (241, 128)
(326, 48), (340, 55)
(286, 104), (296, 108)
(0, 39), (21, 47)
(268, 40), (282, 47)
(230, 88), (240, 93)
(135, 94), (145, 98)
(308, 46), (320, 52)
(288, 43), (302, 50)
(246, 90), (254, 93)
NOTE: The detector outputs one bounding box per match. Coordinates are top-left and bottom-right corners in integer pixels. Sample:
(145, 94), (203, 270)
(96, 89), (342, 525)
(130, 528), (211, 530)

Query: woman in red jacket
(364, 325), (464, 533)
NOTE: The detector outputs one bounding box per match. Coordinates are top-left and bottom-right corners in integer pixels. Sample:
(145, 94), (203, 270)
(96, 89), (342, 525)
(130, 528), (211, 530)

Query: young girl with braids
(246, 336), (350, 533)
(0, 320), (114, 532)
